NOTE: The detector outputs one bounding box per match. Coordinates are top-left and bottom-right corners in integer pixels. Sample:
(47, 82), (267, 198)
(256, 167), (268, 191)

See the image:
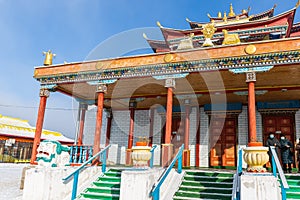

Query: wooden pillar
(162, 78), (175, 167)
(30, 88), (49, 164)
(77, 103), (88, 145)
(195, 107), (201, 167)
(92, 84), (106, 164)
(246, 72), (261, 146)
(183, 100), (191, 167)
(149, 107), (155, 147)
(126, 101), (136, 166)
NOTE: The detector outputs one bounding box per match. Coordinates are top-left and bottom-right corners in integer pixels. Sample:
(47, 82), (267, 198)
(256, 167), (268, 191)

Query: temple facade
(31, 3), (300, 168)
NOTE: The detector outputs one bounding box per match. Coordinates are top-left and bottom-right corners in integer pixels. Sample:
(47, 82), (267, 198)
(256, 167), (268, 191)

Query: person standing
(295, 138), (300, 173)
(280, 134), (293, 173)
(265, 132), (280, 170)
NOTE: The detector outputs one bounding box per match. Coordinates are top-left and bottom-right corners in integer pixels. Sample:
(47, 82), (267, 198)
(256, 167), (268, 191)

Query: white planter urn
(243, 146), (269, 172)
(131, 146), (152, 167)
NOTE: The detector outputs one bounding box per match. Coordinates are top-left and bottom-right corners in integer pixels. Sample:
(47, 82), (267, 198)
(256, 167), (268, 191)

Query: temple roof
(0, 114), (74, 143)
(146, 5), (297, 53)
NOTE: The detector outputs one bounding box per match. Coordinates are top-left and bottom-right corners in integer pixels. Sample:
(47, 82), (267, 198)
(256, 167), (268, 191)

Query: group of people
(266, 132), (300, 173)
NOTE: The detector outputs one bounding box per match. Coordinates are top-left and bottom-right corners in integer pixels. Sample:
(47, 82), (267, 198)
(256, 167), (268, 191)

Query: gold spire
(218, 12), (222, 18)
(43, 50), (56, 66)
(223, 12), (227, 22)
(228, 3), (235, 17)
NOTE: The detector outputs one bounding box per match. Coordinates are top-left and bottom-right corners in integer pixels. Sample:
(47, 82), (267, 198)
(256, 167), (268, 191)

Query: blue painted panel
(204, 103), (242, 112)
(257, 100), (300, 110)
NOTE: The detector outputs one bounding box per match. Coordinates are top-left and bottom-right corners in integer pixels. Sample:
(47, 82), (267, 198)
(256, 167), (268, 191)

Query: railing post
(272, 154), (277, 177)
(281, 184), (287, 200)
(101, 149), (107, 173)
(69, 146), (74, 163)
(153, 188), (160, 200)
(150, 145), (157, 168)
(71, 170), (79, 200)
(178, 150), (183, 174)
(238, 148), (243, 173)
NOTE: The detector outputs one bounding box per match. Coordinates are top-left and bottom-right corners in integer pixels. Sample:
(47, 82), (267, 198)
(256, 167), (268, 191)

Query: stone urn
(243, 146), (269, 172)
(131, 146), (152, 168)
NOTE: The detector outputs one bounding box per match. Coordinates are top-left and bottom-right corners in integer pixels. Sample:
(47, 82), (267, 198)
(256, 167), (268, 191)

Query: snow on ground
(0, 163), (28, 200)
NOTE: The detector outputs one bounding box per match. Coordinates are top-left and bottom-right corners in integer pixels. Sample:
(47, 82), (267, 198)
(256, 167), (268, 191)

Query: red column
(195, 107), (200, 167)
(162, 78), (175, 167)
(165, 87), (173, 144)
(30, 88), (49, 164)
(183, 100), (191, 167)
(246, 72), (261, 146)
(149, 108), (155, 147)
(77, 103), (87, 145)
(126, 102), (136, 166)
(92, 84), (106, 164)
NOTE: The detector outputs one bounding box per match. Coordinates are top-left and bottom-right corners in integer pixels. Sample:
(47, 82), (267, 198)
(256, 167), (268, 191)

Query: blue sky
(0, 0), (299, 139)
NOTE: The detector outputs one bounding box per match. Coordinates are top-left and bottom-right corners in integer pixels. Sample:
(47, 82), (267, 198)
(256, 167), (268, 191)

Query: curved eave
(146, 39), (170, 53)
(189, 5), (276, 29)
(167, 8), (296, 41)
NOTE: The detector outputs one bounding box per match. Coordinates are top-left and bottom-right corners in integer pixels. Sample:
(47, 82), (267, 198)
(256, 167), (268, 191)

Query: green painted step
(285, 174), (300, 200)
(173, 170), (234, 200)
(78, 168), (123, 200)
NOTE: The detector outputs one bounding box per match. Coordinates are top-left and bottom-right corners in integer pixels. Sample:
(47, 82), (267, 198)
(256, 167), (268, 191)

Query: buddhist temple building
(0, 114), (73, 163)
(31, 3), (300, 169)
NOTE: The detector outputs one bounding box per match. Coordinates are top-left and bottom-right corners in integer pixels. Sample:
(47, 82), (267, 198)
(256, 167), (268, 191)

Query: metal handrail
(232, 147), (243, 200)
(150, 144), (184, 200)
(62, 144), (111, 200)
(270, 146), (289, 200)
(150, 145), (158, 168)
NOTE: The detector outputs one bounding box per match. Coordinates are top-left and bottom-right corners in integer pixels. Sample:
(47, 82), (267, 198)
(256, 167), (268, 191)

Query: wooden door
(161, 116), (185, 150)
(263, 115), (295, 143)
(210, 115), (237, 167)
(263, 114), (295, 166)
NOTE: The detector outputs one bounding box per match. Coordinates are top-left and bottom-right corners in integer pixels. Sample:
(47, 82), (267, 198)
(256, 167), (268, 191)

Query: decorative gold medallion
(245, 45), (257, 54)
(95, 62), (104, 70)
(164, 54), (174, 62)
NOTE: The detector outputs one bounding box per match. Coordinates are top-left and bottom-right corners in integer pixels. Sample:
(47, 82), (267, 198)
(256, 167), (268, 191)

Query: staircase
(173, 170), (234, 200)
(77, 168), (122, 200)
(285, 174), (300, 200)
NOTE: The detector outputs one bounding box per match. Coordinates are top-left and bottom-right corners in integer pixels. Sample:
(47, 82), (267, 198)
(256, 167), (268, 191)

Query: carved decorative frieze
(36, 50), (300, 85)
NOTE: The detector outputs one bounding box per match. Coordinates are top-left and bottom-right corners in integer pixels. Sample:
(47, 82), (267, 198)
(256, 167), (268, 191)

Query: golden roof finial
(223, 12), (227, 22)
(218, 12), (222, 18)
(296, 0), (300, 8)
(228, 3), (235, 17)
(156, 21), (163, 28)
(43, 50), (56, 66)
(142, 33), (148, 39)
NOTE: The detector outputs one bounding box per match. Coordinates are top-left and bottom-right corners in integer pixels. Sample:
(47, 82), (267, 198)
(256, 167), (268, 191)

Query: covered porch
(31, 37), (300, 168)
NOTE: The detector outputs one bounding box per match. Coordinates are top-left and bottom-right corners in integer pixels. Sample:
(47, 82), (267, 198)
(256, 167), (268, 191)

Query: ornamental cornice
(36, 50), (300, 85)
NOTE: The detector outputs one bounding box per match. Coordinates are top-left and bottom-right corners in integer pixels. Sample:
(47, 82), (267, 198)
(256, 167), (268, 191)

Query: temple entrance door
(262, 114), (295, 165)
(209, 115), (237, 167)
(263, 114), (295, 143)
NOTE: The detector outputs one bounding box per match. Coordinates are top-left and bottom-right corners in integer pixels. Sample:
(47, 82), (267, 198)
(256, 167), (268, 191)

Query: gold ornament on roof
(222, 29), (240, 45)
(223, 12), (227, 22)
(228, 3), (235, 17)
(218, 12), (222, 18)
(296, 0), (300, 8)
(43, 50), (56, 66)
(201, 23), (217, 47)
